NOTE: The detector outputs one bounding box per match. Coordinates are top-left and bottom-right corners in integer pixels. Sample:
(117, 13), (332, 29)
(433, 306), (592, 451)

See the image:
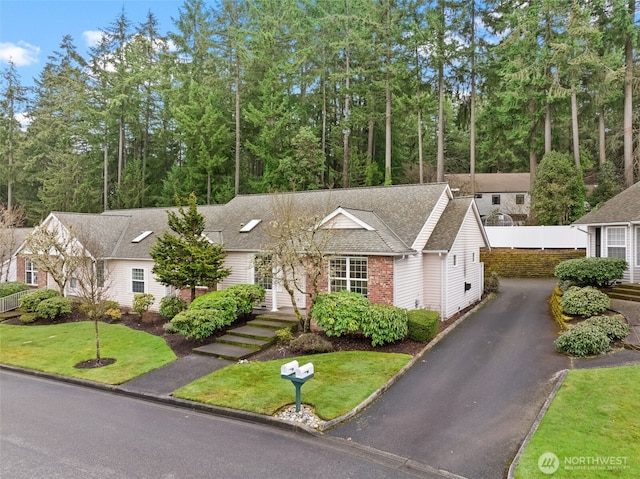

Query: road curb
(506, 369), (569, 479)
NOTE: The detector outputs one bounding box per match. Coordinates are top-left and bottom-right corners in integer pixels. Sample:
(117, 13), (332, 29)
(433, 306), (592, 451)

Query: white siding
(411, 190), (451, 250)
(394, 254), (423, 310)
(443, 209), (486, 319)
(107, 259), (165, 311)
(423, 254), (443, 315)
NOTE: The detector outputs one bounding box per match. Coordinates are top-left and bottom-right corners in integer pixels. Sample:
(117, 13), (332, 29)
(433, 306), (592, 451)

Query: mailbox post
(280, 360), (314, 412)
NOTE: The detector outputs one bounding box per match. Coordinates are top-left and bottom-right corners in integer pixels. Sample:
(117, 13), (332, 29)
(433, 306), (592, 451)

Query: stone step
(248, 319), (297, 330)
(193, 342), (258, 360)
(216, 334), (271, 350)
(231, 325), (278, 340)
(608, 292), (640, 303)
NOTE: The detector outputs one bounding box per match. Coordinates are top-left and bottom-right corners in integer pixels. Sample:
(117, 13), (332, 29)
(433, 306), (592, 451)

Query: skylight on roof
(240, 219), (261, 232)
(132, 231), (153, 243)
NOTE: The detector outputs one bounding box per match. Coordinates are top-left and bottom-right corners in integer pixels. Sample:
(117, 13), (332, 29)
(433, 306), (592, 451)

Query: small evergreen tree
(150, 193), (231, 302)
(531, 151), (586, 225)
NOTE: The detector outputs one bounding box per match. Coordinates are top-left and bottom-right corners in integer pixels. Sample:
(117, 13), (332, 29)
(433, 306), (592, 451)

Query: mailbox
(295, 363), (314, 379)
(280, 360), (299, 376)
(281, 360), (314, 412)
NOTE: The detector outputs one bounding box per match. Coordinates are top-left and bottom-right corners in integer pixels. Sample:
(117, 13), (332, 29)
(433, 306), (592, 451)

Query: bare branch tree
(256, 194), (334, 332)
(23, 221), (86, 296)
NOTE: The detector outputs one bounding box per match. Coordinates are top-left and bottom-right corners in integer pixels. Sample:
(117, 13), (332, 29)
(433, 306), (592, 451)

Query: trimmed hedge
(554, 257), (627, 287)
(560, 286), (610, 318)
(159, 296), (187, 320)
(0, 282), (28, 298)
(407, 309), (440, 342)
(582, 315), (630, 341)
(481, 249), (585, 278)
(166, 298), (237, 340)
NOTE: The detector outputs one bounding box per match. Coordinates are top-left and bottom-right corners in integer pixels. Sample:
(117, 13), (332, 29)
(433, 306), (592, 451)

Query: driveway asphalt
(329, 278), (640, 479)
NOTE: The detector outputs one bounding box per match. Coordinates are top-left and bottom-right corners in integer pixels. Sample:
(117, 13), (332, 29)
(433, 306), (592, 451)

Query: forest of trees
(0, 0), (638, 225)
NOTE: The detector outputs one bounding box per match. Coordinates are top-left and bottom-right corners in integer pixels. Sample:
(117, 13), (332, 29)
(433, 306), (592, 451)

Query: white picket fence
(485, 225), (588, 250)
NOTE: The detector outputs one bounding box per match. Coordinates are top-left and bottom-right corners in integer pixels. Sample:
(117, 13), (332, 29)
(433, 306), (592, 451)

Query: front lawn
(514, 365), (640, 478)
(174, 350), (411, 420)
(0, 322), (176, 384)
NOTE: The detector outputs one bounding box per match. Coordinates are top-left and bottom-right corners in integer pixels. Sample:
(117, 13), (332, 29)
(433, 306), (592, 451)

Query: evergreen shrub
(554, 323), (611, 357)
(407, 309), (440, 343)
(560, 286), (610, 318)
(583, 315), (630, 341)
(19, 289), (60, 312)
(0, 282), (28, 298)
(159, 296), (187, 320)
(35, 296), (73, 320)
(361, 304), (408, 346)
(167, 303), (237, 340)
(312, 291), (369, 337)
(554, 257), (627, 288)
(133, 293), (155, 315)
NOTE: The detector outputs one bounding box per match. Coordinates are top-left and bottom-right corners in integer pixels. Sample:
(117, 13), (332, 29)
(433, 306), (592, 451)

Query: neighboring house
(573, 181), (640, 284)
(1, 227), (32, 282)
(13, 183), (490, 321)
(445, 173), (531, 224)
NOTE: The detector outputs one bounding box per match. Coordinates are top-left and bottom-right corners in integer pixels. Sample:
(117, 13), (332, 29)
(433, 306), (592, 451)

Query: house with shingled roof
(13, 183), (490, 321)
(573, 181), (640, 284)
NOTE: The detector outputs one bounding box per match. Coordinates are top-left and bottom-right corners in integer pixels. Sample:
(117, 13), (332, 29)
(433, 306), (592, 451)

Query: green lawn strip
(515, 365), (640, 479)
(0, 322), (176, 385)
(174, 350), (411, 420)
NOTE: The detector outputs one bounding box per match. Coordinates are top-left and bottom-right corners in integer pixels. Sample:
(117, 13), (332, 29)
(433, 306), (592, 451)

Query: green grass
(0, 322), (176, 385)
(174, 350), (411, 419)
(515, 366), (640, 478)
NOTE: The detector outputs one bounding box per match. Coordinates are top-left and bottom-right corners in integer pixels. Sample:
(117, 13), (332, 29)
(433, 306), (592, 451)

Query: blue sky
(0, 0), (188, 89)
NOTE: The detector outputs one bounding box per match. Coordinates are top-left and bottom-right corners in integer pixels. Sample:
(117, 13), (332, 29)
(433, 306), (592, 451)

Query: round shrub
(407, 309), (440, 343)
(484, 271), (500, 294)
(168, 295), (238, 340)
(19, 312), (38, 324)
(554, 257), (627, 287)
(221, 284), (266, 314)
(0, 282), (28, 298)
(312, 291), (369, 337)
(560, 286), (610, 318)
(35, 296), (73, 320)
(133, 293), (155, 315)
(583, 315), (630, 341)
(159, 296), (187, 320)
(289, 333), (334, 354)
(554, 323), (611, 357)
(19, 289), (60, 312)
(360, 304), (408, 347)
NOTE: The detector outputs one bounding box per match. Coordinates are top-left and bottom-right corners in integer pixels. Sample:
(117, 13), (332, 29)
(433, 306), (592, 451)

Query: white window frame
(606, 227), (627, 260)
(328, 257), (368, 296)
(492, 194), (501, 205)
(131, 268), (146, 293)
(254, 255), (273, 291)
(25, 259), (38, 286)
(636, 226), (640, 267)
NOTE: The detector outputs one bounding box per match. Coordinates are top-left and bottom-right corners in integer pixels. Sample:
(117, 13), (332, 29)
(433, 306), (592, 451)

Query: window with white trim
(96, 260), (105, 288)
(329, 257), (368, 296)
(254, 255), (273, 290)
(131, 268), (146, 293)
(636, 227), (640, 266)
(25, 259), (38, 286)
(453, 254), (458, 266)
(607, 227), (626, 259)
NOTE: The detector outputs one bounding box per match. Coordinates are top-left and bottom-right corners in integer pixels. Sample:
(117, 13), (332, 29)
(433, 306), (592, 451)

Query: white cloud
(82, 30), (104, 48)
(15, 112), (32, 131)
(0, 41), (40, 66)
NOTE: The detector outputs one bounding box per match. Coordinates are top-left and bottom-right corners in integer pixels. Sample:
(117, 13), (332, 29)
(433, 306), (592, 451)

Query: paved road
(0, 370), (443, 479)
(331, 279), (571, 479)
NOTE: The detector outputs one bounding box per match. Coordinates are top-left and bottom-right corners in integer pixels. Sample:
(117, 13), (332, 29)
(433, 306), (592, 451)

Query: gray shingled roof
(52, 213), (132, 258)
(574, 181), (640, 225)
(424, 198), (473, 251)
(52, 184), (459, 259)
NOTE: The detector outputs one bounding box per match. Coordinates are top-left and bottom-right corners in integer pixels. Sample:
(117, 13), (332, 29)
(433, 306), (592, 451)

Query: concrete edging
(506, 369), (569, 479)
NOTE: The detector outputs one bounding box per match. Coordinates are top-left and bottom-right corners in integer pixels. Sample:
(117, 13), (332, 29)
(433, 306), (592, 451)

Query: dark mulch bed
(3, 302), (469, 361)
